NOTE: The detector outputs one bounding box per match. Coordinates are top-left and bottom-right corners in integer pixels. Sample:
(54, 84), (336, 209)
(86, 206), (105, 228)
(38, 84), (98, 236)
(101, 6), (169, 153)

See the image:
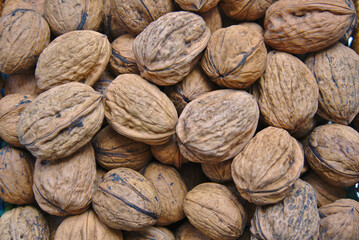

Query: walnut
(220, 0), (275, 21)
(4, 69), (41, 96)
(201, 159), (233, 183)
(198, 6), (222, 33)
(175, 221), (211, 240)
(2, 0), (45, 16)
(92, 70), (115, 96)
(125, 226), (175, 240)
(175, 0), (220, 12)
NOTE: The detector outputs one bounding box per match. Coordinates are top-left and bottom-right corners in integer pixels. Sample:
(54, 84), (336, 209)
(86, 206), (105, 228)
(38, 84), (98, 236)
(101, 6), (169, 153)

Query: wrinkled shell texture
(92, 125), (152, 170)
(133, 11), (211, 86)
(45, 0), (103, 36)
(176, 221), (211, 240)
(104, 74), (178, 145)
(2, 0), (45, 16)
(54, 210), (123, 240)
(110, 34), (139, 75)
(176, 89), (259, 163)
(0, 9), (50, 74)
(103, 0), (127, 40)
(305, 123), (359, 187)
(92, 168), (161, 231)
(164, 66), (217, 115)
(201, 159), (233, 183)
(251, 179), (320, 240)
(232, 127), (304, 205)
(35, 30), (111, 91)
(201, 23), (267, 89)
(319, 199), (359, 239)
(184, 183), (246, 240)
(305, 42), (359, 124)
(254, 51), (319, 132)
(0, 146), (34, 204)
(125, 226), (175, 240)
(33, 144), (96, 216)
(92, 70), (114, 96)
(175, 0), (220, 12)
(142, 162), (188, 226)
(17, 82), (104, 161)
(220, 0), (274, 21)
(0, 206), (50, 240)
(264, 0), (357, 54)
(198, 6), (222, 33)
(0, 94), (35, 147)
(4, 70), (40, 96)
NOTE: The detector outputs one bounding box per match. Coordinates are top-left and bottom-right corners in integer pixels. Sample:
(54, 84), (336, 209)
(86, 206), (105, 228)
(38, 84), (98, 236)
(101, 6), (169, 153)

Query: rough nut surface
(33, 143), (96, 216)
(0, 146), (34, 205)
(2, 0), (45, 16)
(251, 179), (320, 240)
(0, 206), (50, 240)
(220, 0), (274, 21)
(232, 127), (304, 205)
(125, 226), (175, 240)
(201, 23), (267, 89)
(176, 221), (211, 240)
(54, 210), (123, 240)
(176, 89), (259, 163)
(264, 0), (357, 54)
(201, 159), (233, 183)
(305, 123), (359, 187)
(92, 167), (161, 231)
(17, 82), (104, 161)
(92, 125), (152, 171)
(102, 0), (126, 40)
(104, 74), (178, 145)
(305, 42), (359, 124)
(0, 9), (50, 74)
(183, 182), (246, 240)
(133, 11), (211, 86)
(175, 0), (220, 12)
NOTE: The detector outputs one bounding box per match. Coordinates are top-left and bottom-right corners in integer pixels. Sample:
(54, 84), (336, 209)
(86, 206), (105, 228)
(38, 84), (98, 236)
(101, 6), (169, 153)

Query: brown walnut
(220, 0), (275, 21)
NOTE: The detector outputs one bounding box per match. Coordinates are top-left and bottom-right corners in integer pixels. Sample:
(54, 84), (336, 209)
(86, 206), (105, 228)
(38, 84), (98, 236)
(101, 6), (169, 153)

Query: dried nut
(201, 159), (232, 183)
(0, 206), (50, 239)
(253, 51), (319, 132)
(35, 30), (111, 91)
(201, 23), (266, 89)
(54, 210), (123, 240)
(94, 166), (107, 194)
(175, 0), (220, 12)
(305, 42), (359, 124)
(4, 69), (41, 96)
(0, 9), (50, 74)
(232, 127), (304, 205)
(291, 115), (319, 140)
(176, 221), (211, 240)
(0, 94), (35, 147)
(2, 0), (45, 16)
(0, 146), (34, 204)
(33, 143), (96, 216)
(104, 74), (178, 145)
(92, 70), (114, 96)
(198, 6), (222, 33)
(92, 168), (161, 231)
(133, 11), (211, 86)
(220, 0), (274, 21)
(304, 123), (359, 187)
(92, 125), (152, 171)
(319, 198), (359, 239)
(164, 66), (217, 115)
(302, 171), (346, 207)
(142, 162), (188, 226)
(176, 89), (259, 164)
(264, 0), (357, 54)
(17, 82), (104, 161)
(109, 34), (139, 76)
(183, 183), (246, 240)
(102, 0), (127, 40)
(179, 162), (210, 191)
(125, 226), (175, 240)
(251, 179), (320, 240)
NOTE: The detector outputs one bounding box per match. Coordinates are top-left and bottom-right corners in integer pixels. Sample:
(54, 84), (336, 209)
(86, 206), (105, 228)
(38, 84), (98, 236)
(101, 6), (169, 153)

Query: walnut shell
(201, 23), (266, 89)
(0, 146), (34, 204)
(176, 89), (259, 164)
(33, 143), (96, 216)
(44, 0), (103, 36)
(92, 167), (161, 231)
(17, 82), (104, 161)
(253, 51), (319, 132)
(198, 6), (222, 33)
(305, 123), (359, 187)
(0, 206), (50, 240)
(251, 179), (320, 240)
(319, 198), (359, 239)
(183, 182), (246, 240)
(176, 221), (211, 240)
(142, 162), (187, 226)
(125, 226), (175, 240)
(54, 210), (123, 240)
(175, 0), (220, 12)
(133, 11), (211, 86)
(104, 74), (178, 145)
(201, 159), (232, 183)
(35, 30), (111, 91)
(0, 9), (50, 74)
(0, 94), (35, 147)
(2, 0), (45, 16)
(220, 0), (274, 21)
(4, 69), (41, 96)
(102, 0), (127, 40)
(92, 125), (152, 170)
(45, 214), (66, 240)
(94, 166), (107, 194)
(264, 0), (357, 54)
(92, 70), (114, 96)
(232, 127), (304, 205)
(179, 162), (210, 191)
(305, 42), (359, 125)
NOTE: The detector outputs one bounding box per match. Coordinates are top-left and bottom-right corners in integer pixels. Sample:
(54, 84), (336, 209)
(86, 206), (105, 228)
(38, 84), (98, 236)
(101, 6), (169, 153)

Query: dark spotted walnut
(175, 0), (221, 12)
(125, 226), (175, 240)
(220, 0), (275, 21)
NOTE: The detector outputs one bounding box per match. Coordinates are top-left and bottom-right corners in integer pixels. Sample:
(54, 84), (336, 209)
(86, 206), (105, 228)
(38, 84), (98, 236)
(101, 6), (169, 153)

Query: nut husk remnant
(220, 0), (275, 21)
(125, 226), (175, 240)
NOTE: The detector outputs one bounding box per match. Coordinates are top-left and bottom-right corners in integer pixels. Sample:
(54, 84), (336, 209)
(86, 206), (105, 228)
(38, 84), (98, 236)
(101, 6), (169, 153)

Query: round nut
(176, 221), (211, 240)
(220, 0), (274, 21)
(201, 159), (232, 183)
(175, 0), (220, 12)
(125, 226), (175, 240)
(2, 0), (45, 16)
